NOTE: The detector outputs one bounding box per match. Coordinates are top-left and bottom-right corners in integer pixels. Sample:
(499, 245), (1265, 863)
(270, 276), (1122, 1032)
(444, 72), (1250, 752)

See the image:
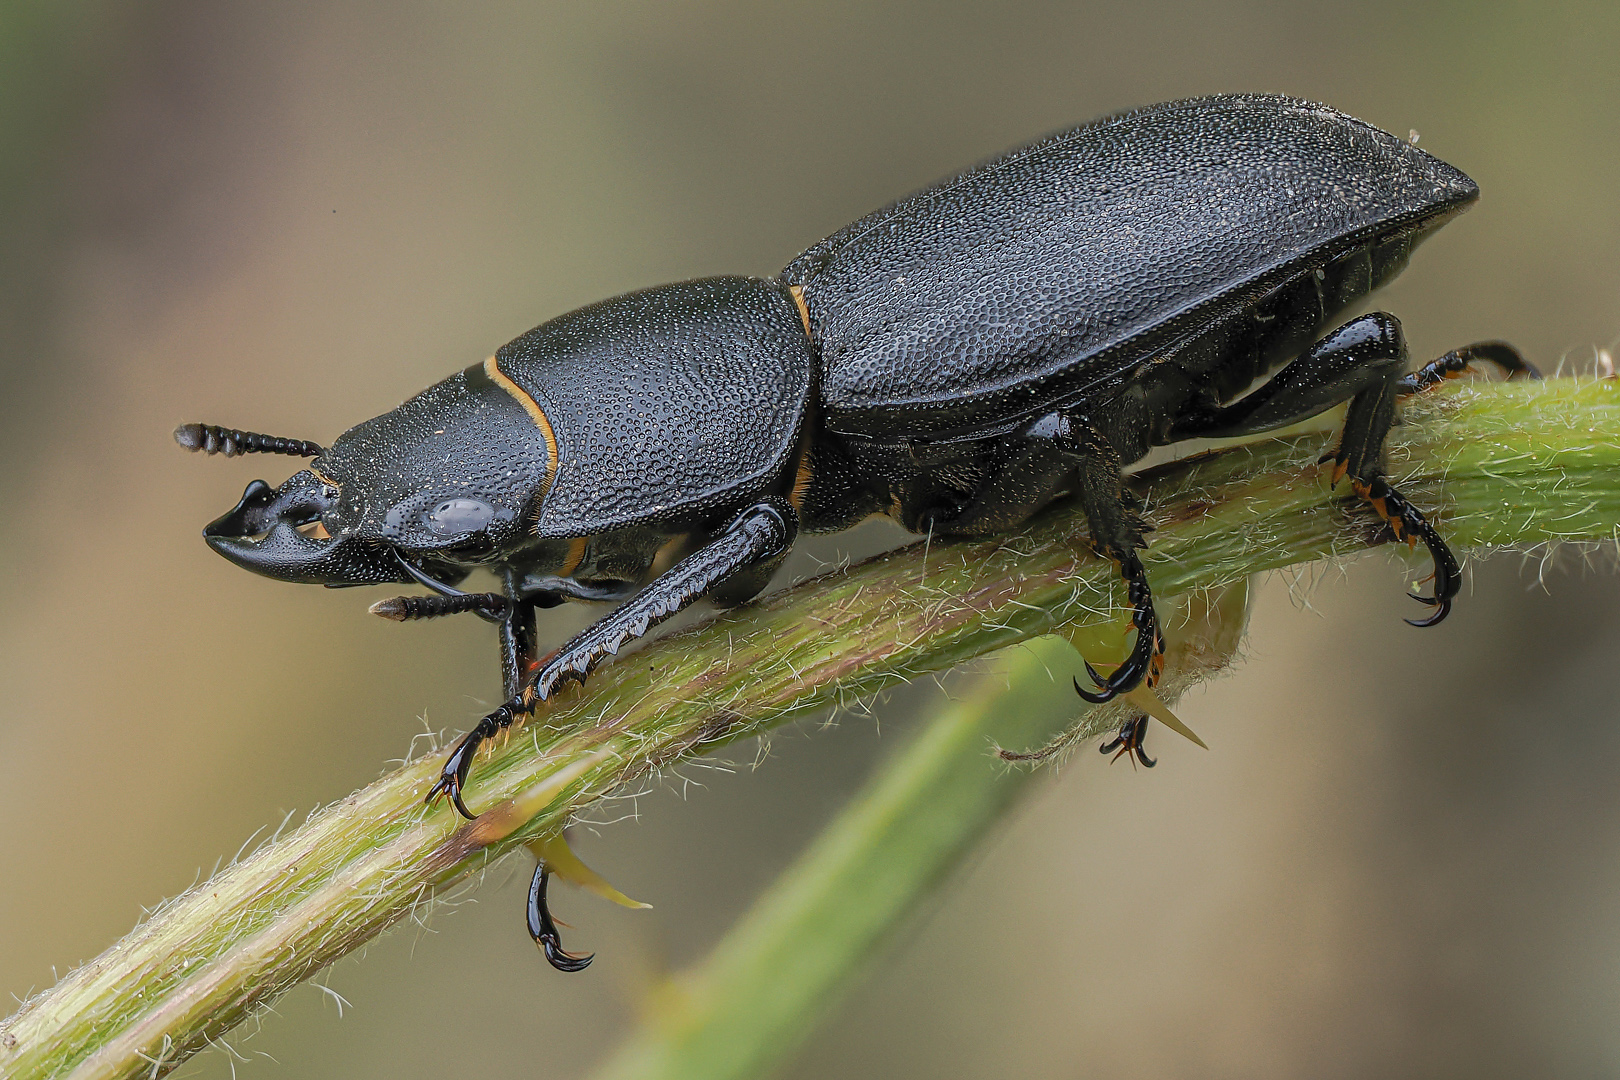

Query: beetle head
(201, 469), (417, 586)
(188, 362), (554, 587)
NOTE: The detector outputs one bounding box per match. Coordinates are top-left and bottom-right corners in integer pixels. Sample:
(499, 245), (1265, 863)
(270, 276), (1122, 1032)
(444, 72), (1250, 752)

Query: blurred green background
(4, 2), (1620, 1077)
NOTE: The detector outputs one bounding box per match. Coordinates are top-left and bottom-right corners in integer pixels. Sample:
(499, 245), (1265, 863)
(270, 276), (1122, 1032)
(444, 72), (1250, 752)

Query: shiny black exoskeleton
(179, 95), (1536, 969)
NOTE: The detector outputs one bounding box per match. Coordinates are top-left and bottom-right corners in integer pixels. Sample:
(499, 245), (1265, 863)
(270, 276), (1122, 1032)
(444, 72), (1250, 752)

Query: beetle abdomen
(784, 94), (1476, 441)
(495, 277), (815, 538)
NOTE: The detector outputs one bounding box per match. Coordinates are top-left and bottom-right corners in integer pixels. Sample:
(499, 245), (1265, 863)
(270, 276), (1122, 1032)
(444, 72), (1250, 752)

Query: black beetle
(178, 94), (1534, 968)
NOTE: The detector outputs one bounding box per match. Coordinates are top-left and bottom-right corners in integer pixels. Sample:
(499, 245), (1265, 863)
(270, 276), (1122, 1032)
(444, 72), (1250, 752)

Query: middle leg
(929, 410), (1163, 704)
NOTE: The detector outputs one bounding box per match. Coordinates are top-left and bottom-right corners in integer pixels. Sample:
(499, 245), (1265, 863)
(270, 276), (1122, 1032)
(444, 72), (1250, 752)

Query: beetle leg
(922, 408), (1167, 703)
(1166, 312), (1471, 628)
(1398, 340), (1540, 394)
(498, 589), (540, 702)
(527, 865), (592, 972)
(1097, 713), (1155, 768)
(1312, 321), (1461, 626)
(1350, 476), (1459, 624)
(428, 499), (799, 818)
(1073, 550), (1163, 704)
(428, 723), (494, 818)
(1167, 313), (1408, 450)
(422, 599), (539, 815)
(1051, 414), (1163, 704)
(522, 831), (651, 973)
(915, 408), (1164, 704)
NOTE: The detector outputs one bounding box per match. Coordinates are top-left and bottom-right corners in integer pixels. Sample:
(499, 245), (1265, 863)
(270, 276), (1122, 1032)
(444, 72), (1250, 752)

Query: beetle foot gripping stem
(1350, 476), (1460, 627)
(1397, 340), (1541, 394)
(426, 700), (532, 819)
(1074, 553), (1164, 704)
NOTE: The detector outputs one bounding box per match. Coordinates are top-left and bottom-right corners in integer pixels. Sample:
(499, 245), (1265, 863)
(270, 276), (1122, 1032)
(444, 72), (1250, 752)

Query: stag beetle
(179, 94), (1535, 969)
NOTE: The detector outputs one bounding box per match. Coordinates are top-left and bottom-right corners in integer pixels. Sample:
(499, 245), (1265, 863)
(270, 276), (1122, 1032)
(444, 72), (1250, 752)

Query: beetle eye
(425, 498), (496, 537)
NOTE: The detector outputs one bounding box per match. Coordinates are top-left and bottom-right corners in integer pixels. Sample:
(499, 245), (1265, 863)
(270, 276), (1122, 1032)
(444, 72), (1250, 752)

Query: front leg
(428, 498), (799, 818)
(498, 569), (539, 701)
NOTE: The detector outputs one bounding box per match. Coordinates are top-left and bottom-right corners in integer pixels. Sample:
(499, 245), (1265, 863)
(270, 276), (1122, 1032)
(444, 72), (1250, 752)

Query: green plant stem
(3, 379), (1618, 1080)
(592, 581), (1251, 1080)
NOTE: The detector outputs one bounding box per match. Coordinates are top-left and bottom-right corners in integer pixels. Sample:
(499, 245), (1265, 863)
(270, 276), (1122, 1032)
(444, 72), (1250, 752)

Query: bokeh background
(4, 2), (1620, 1077)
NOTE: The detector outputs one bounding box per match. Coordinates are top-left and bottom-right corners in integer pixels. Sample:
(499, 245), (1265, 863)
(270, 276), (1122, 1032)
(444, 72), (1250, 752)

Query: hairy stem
(3, 379), (1616, 1080)
(592, 582), (1251, 1080)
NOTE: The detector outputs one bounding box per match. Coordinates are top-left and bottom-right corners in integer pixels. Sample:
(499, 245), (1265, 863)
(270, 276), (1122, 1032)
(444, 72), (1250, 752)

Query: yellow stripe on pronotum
(788, 283), (812, 339)
(485, 355), (560, 498)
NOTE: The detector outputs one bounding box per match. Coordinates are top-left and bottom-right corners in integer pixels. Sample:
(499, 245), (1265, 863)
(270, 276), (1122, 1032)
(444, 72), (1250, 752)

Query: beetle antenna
(174, 423), (324, 458)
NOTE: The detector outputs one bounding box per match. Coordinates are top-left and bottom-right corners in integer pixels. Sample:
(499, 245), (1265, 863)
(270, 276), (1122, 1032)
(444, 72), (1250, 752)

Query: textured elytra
(783, 93), (1477, 441)
(496, 277), (814, 538)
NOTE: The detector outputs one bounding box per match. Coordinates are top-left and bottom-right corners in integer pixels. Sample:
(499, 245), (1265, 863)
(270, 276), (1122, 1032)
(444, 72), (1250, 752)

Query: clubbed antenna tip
(368, 598), (409, 621)
(174, 423), (323, 458)
(369, 593), (511, 622)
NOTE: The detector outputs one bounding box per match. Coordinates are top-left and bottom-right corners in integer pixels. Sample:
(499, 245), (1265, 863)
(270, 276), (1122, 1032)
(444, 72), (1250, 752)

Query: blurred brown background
(4, 2), (1620, 1077)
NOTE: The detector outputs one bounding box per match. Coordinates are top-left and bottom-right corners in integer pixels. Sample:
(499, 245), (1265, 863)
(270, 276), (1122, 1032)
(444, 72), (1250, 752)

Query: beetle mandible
(178, 94), (1535, 969)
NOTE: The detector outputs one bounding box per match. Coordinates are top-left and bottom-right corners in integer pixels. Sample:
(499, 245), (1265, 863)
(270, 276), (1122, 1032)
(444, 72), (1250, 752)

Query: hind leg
(1172, 312), (1478, 624)
(1398, 340), (1539, 393)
